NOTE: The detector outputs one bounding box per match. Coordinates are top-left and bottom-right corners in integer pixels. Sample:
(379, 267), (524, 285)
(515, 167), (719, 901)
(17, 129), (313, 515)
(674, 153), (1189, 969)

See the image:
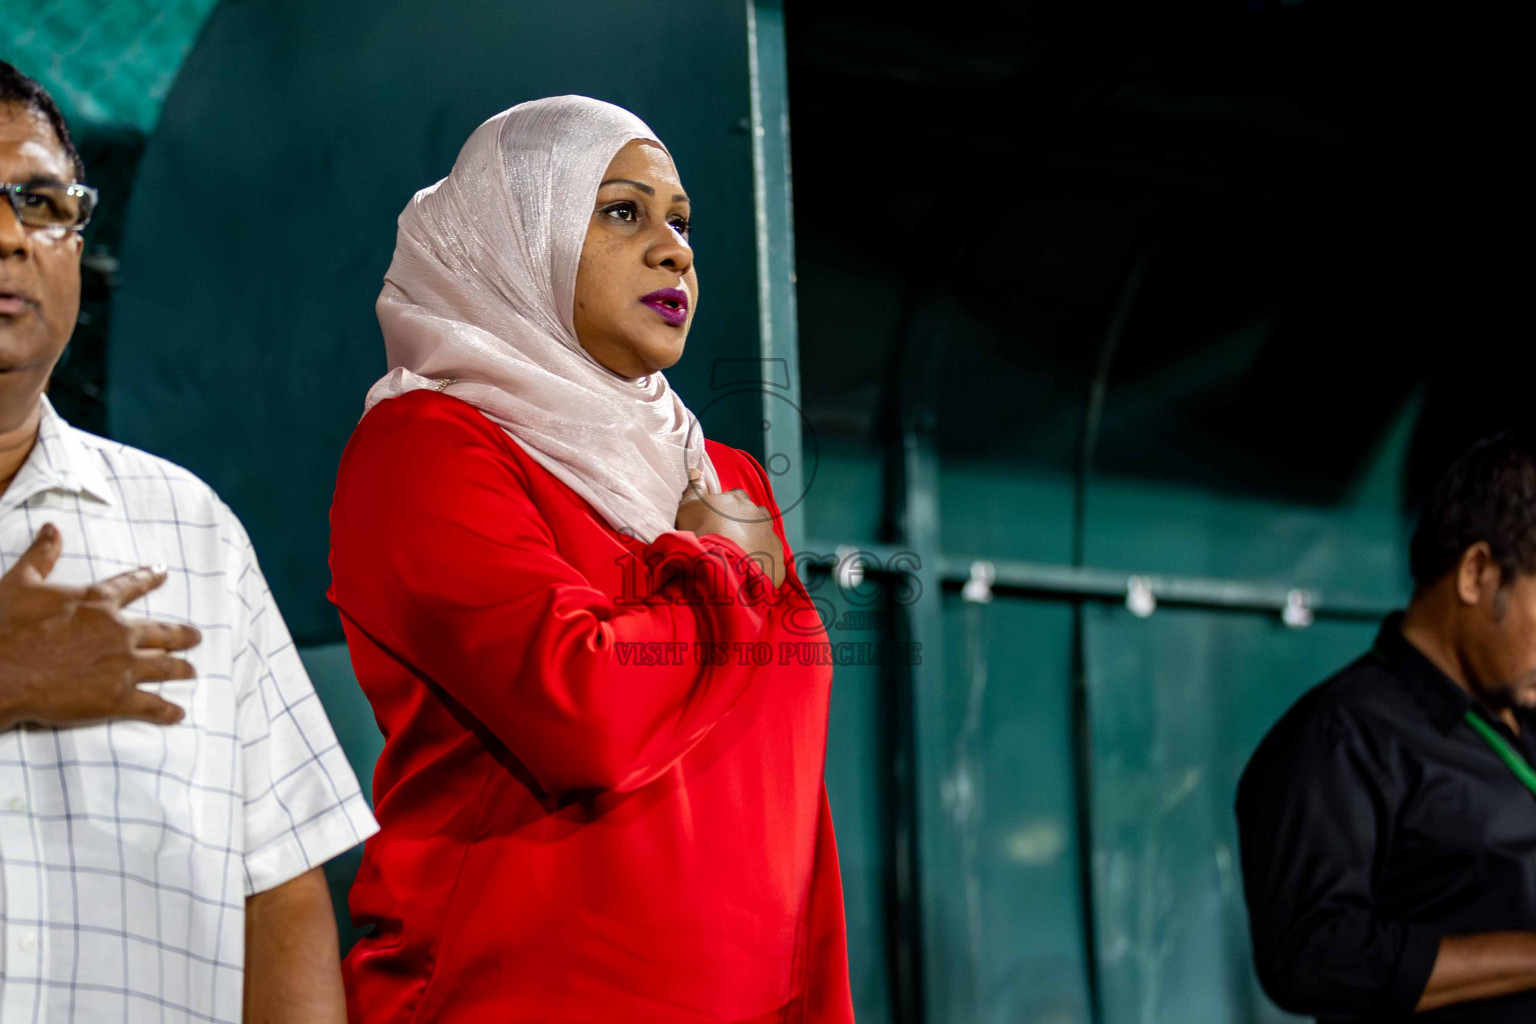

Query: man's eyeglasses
(2, 182), (99, 232)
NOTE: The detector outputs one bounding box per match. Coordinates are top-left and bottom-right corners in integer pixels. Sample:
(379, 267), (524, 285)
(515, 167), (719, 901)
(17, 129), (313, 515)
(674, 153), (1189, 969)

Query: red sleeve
(329, 392), (775, 796)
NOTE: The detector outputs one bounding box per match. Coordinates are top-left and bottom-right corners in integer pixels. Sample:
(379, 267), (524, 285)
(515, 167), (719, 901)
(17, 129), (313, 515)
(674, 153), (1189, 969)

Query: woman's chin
(636, 332), (688, 374)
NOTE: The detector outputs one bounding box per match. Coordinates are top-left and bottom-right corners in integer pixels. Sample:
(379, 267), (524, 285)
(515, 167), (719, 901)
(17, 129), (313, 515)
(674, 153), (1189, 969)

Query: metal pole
(746, 0), (805, 552)
(802, 544), (1396, 622)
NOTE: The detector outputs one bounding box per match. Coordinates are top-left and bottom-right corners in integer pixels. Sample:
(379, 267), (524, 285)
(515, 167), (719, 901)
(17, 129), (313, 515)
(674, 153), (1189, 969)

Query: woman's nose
(646, 227), (692, 276)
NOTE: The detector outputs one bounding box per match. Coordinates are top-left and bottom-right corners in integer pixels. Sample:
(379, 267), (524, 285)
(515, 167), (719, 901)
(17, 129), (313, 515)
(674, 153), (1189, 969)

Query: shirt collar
(1368, 610), (1536, 737)
(0, 396), (116, 512)
(1370, 611), (1476, 735)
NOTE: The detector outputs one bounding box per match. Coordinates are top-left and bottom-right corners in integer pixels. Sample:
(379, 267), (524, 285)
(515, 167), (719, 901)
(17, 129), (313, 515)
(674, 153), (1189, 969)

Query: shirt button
(19, 933), (36, 953)
(7, 796), (24, 812)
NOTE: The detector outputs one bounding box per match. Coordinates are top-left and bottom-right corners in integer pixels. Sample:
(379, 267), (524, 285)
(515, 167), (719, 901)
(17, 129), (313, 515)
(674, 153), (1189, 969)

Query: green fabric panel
(801, 438), (887, 550)
(1081, 368), (1422, 607)
(934, 594), (1093, 1023)
(3, 0), (218, 129)
(1083, 604), (1378, 1024)
(299, 643), (382, 806)
(814, 583), (895, 1022)
(298, 643), (381, 951)
(939, 460), (1077, 566)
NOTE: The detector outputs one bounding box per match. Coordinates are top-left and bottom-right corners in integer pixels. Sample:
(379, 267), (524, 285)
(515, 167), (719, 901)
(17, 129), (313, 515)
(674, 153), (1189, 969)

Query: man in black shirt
(1238, 431), (1536, 1022)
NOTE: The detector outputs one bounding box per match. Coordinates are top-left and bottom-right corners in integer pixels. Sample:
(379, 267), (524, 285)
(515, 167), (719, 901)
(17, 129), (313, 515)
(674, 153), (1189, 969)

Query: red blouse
(329, 390), (854, 1023)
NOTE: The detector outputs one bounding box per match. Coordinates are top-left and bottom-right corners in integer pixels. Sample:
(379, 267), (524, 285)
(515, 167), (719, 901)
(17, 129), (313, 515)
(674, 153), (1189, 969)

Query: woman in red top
(329, 95), (854, 1022)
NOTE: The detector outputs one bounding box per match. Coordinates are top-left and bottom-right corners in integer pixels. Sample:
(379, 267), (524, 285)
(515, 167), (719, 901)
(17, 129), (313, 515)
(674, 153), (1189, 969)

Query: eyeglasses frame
(0, 181), (100, 233)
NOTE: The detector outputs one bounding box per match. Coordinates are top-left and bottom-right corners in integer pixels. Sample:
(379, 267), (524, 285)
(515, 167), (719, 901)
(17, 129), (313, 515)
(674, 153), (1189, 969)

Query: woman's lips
(639, 288), (689, 327)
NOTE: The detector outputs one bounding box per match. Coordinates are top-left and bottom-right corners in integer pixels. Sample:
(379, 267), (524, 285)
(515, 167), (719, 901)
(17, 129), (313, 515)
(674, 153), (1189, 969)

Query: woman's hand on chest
(674, 472), (785, 588)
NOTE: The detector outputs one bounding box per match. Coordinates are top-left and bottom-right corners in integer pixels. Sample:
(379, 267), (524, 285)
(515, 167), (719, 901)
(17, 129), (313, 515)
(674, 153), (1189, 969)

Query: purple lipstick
(640, 288), (689, 326)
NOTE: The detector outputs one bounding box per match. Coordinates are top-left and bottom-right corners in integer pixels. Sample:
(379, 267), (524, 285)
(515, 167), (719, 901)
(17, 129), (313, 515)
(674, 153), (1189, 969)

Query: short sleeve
(227, 510), (380, 895)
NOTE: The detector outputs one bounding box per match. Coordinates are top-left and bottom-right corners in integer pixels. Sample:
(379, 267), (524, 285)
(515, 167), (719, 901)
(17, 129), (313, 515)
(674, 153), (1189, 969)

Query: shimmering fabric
(364, 95), (719, 543)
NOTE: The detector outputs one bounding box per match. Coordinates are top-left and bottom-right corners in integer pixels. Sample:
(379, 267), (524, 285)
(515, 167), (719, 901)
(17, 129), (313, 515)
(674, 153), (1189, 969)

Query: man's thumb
(9, 523), (63, 583)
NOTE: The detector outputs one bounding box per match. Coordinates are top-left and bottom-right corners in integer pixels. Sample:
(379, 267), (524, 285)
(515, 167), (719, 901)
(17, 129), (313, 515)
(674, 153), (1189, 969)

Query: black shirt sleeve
(1236, 702), (1442, 1017)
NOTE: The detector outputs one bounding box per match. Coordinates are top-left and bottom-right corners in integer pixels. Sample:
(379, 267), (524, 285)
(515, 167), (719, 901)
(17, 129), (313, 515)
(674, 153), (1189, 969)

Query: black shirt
(1236, 613), (1536, 1023)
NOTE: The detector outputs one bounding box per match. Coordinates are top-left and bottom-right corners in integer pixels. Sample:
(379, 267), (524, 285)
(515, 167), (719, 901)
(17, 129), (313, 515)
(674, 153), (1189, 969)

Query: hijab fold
(365, 95), (720, 543)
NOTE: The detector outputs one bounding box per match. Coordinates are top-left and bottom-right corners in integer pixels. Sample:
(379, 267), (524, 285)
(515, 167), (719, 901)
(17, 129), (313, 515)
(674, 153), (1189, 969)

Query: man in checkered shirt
(0, 63), (379, 1022)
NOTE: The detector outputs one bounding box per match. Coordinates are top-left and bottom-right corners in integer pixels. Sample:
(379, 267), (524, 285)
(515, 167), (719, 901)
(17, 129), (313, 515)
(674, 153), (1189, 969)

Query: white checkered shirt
(0, 397), (379, 1023)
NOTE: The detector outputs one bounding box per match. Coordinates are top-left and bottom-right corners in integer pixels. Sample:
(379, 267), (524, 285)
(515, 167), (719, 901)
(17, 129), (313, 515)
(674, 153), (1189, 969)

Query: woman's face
(573, 139), (697, 379)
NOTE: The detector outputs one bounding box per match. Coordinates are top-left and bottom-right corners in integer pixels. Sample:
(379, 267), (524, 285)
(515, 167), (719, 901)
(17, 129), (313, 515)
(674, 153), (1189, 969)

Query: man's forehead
(0, 102), (72, 181)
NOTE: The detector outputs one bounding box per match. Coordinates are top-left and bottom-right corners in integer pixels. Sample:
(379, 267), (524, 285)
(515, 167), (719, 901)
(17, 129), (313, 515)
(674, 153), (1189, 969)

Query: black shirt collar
(1370, 611), (1478, 735)
(1371, 610), (1536, 748)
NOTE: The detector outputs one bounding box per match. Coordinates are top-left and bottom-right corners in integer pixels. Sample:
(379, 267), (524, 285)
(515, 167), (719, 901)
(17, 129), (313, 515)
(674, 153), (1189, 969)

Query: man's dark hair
(0, 61), (84, 181)
(1410, 430), (1536, 589)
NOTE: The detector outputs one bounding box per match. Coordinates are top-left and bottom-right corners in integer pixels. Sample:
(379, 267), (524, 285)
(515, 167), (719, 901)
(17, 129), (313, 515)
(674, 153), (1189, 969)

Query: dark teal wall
(777, 3), (1473, 1016)
(802, 434), (1413, 1024)
(1082, 607), (1377, 1024)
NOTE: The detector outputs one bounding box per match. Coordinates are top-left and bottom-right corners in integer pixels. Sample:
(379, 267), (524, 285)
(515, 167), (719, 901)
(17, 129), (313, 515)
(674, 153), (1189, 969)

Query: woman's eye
(601, 202), (637, 222)
(669, 217), (690, 238)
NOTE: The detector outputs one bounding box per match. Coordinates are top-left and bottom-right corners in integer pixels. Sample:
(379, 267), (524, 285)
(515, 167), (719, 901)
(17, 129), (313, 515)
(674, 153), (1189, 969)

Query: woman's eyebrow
(598, 178), (689, 203)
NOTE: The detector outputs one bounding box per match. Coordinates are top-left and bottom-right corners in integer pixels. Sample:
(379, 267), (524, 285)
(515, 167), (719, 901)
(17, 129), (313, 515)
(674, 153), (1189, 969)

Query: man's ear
(1456, 541), (1501, 606)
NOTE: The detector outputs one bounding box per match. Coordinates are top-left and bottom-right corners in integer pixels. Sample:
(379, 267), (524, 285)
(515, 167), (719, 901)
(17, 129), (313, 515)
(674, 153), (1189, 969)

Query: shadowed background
(6, 1), (1525, 1021)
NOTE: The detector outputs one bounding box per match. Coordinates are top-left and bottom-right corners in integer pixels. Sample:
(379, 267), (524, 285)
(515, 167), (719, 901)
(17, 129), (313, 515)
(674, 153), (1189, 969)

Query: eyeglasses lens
(8, 185), (95, 229)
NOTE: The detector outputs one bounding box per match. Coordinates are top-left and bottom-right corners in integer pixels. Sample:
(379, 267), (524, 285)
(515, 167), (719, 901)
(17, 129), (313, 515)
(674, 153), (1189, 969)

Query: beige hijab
(364, 95), (720, 543)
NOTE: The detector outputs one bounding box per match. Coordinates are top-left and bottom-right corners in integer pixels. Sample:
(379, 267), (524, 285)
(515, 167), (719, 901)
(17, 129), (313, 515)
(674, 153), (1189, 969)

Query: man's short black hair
(1410, 430), (1536, 589)
(0, 60), (84, 182)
